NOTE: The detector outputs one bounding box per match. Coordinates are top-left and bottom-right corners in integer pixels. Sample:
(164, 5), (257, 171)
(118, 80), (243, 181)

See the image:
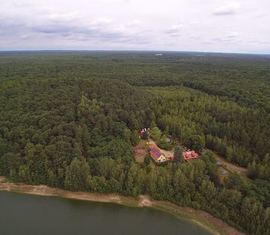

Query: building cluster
(139, 128), (200, 164)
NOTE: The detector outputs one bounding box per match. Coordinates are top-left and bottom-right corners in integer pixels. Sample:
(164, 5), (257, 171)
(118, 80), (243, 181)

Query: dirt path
(0, 176), (244, 235)
(133, 140), (147, 163)
(215, 154), (247, 176)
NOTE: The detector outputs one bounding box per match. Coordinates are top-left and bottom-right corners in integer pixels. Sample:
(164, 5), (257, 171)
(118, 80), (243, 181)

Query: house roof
(183, 150), (199, 160)
(149, 146), (162, 159)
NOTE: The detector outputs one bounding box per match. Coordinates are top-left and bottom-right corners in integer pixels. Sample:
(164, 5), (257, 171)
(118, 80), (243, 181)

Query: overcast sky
(0, 0), (269, 53)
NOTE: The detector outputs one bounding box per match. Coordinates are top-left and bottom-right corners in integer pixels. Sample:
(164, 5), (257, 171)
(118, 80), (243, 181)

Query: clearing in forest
(215, 153), (247, 176)
(133, 140), (148, 163)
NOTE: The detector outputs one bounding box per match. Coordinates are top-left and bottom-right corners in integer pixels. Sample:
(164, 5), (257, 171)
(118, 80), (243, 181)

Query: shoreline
(0, 176), (244, 235)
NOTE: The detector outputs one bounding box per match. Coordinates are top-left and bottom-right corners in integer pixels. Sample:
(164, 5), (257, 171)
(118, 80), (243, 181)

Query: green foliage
(150, 87), (269, 170)
(158, 135), (173, 150)
(174, 145), (184, 162)
(144, 155), (151, 165)
(185, 135), (205, 152)
(247, 154), (270, 180)
(150, 126), (162, 141)
(0, 138), (9, 156)
(64, 157), (90, 191)
(130, 130), (140, 146)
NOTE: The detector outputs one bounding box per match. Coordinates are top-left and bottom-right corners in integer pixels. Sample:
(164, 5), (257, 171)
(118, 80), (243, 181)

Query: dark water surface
(0, 191), (210, 235)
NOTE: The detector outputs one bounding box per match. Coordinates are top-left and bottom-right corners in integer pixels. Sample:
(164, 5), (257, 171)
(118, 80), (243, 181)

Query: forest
(0, 51), (269, 235)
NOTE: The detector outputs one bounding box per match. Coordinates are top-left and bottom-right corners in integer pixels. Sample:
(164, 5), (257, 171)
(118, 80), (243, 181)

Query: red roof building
(183, 150), (199, 161)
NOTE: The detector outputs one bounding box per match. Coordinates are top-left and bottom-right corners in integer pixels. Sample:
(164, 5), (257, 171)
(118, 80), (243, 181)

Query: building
(139, 128), (149, 138)
(149, 143), (167, 163)
(183, 150), (199, 161)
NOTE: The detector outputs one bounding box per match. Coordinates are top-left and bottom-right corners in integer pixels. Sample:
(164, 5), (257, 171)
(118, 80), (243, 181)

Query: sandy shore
(0, 176), (244, 235)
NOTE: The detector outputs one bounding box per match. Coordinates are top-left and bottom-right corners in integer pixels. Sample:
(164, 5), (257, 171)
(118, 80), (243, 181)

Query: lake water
(0, 191), (210, 235)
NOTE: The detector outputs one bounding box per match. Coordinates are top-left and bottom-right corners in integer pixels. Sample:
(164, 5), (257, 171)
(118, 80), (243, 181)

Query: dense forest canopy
(1, 51), (269, 111)
(0, 51), (269, 235)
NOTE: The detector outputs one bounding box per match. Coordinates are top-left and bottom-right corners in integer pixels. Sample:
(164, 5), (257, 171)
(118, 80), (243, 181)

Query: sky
(0, 0), (269, 53)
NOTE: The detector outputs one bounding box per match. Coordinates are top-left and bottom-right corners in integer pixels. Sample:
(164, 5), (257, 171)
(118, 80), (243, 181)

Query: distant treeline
(1, 52), (269, 112)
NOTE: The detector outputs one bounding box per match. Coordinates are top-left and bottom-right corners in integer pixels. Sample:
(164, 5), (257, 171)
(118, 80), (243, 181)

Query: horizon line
(0, 49), (270, 56)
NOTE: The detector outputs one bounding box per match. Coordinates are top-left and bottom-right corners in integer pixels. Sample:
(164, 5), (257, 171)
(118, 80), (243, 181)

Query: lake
(0, 191), (210, 235)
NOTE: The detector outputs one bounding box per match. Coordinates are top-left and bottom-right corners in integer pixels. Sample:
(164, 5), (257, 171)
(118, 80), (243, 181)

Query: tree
(130, 130), (140, 146)
(0, 138), (8, 157)
(150, 126), (162, 141)
(64, 157), (90, 191)
(144, 155), (151, 165)
(174, 145), (184, 162)
(185, 135), (205, 152)
(158, 135), (173, 150)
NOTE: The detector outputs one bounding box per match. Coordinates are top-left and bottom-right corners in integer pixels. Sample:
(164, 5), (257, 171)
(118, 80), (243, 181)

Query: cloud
(0, 17), (26, 36)
(209, 32), (242, 45)
(0, 8), (148, 46)
(0, 0), (269, 53)
(213, 3), (240, 16)
(165, 24), (184, 36)
(226, 32), (239, 39)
